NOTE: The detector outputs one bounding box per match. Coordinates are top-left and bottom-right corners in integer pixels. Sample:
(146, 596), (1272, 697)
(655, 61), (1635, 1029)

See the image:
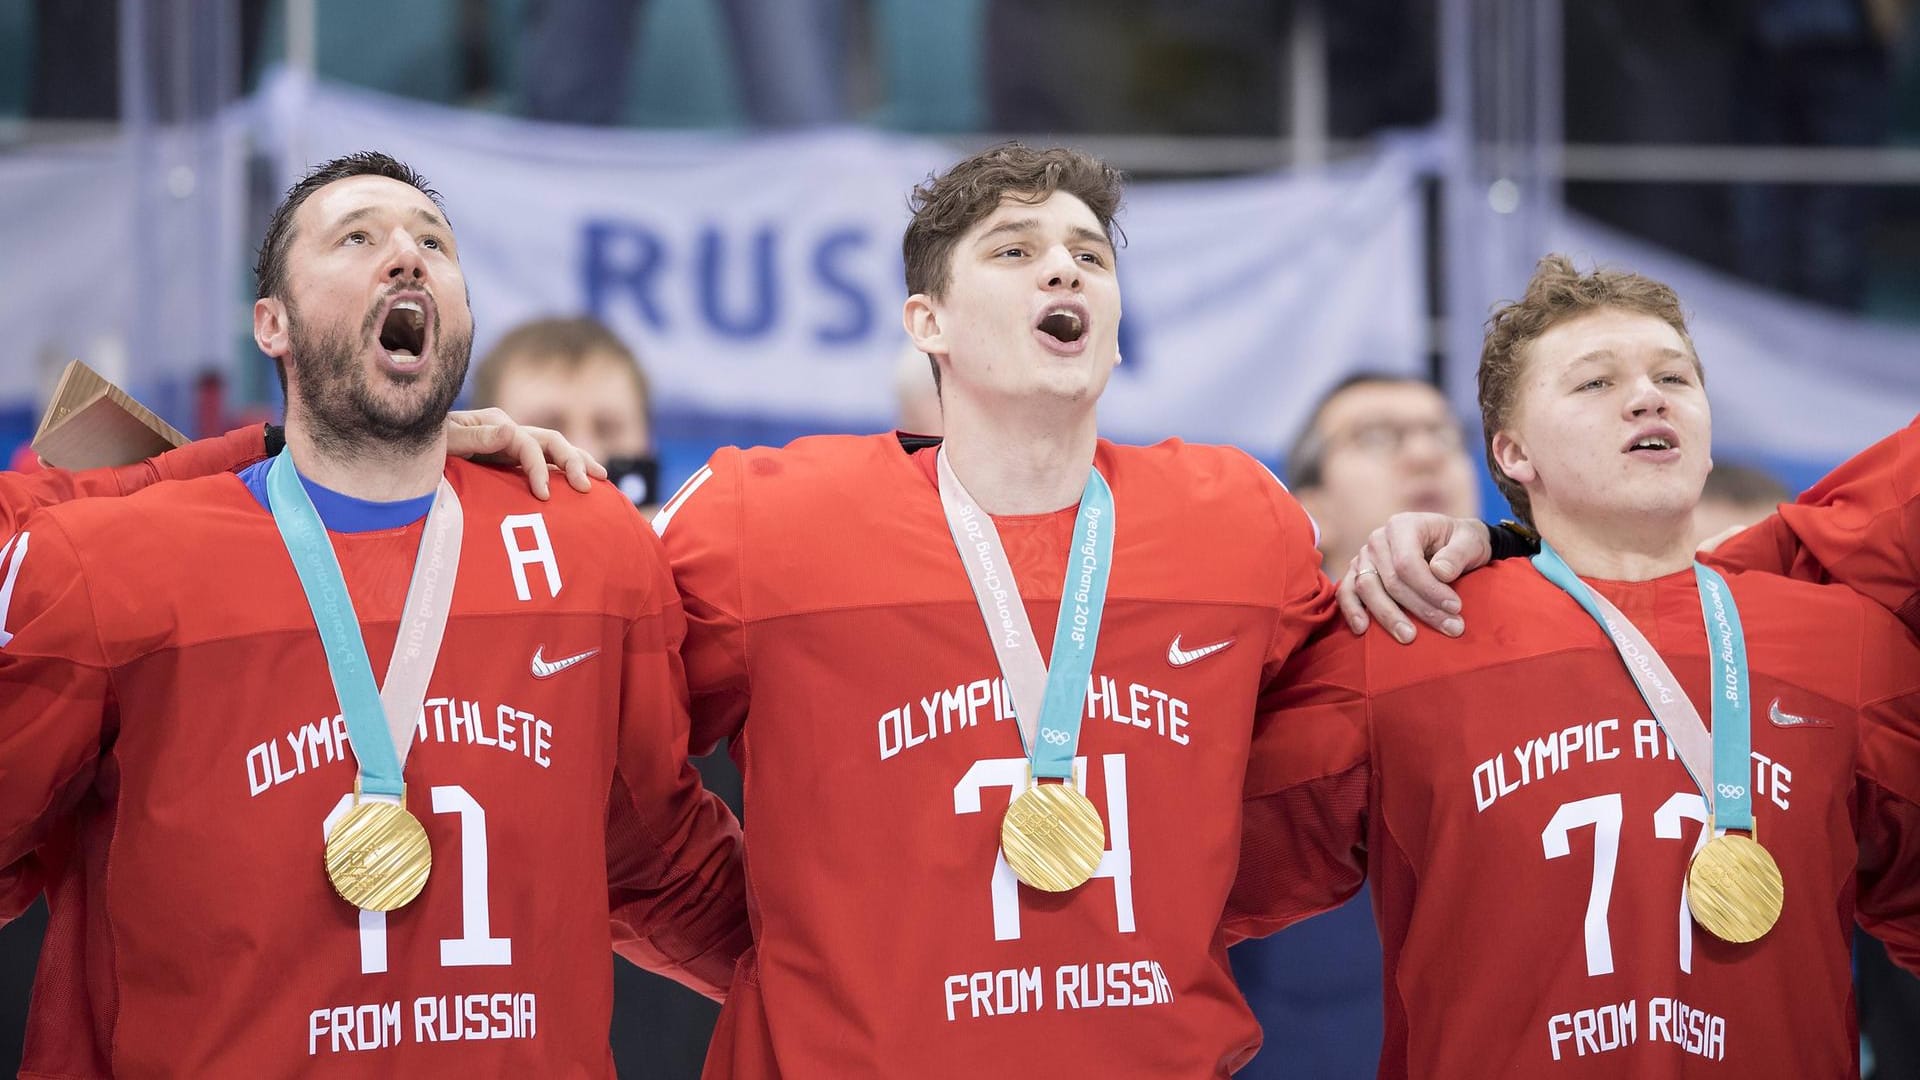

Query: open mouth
(1037, 307), (1086, 344)
(378, 299), (429, 360)
(1623, 427), (1681, 458)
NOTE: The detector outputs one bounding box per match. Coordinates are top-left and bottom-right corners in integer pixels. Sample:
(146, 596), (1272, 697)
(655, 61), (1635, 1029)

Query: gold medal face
(1001, 782), (1106, 892)
(326, 800), (432, 912)
(1687, 832), (1783, 943)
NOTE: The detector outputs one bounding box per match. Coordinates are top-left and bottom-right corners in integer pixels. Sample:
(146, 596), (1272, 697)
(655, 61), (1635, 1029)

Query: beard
(285, 299), (472, 458)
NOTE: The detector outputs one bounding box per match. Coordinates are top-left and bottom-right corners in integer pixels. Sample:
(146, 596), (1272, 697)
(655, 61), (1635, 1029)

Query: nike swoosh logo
(1768, 697), (1827, 728)
(532, 645), (601, 679)
(1168, 634), (1235, 667)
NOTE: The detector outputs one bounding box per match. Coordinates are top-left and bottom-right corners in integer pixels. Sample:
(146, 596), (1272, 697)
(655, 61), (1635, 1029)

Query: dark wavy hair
(902, 142), (1124, 301)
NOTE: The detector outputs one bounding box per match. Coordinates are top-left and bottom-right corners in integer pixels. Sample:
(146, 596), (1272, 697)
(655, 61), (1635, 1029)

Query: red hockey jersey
(1252, 559), (1920, 1078)
(0, 458), (746, 1077)
(1712, 413), (1920, 635)
(657, 433), (1336, 1078)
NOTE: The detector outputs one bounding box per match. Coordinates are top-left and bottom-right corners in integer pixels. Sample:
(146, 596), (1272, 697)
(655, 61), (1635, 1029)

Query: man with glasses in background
(1232, 372), (1479, 1079)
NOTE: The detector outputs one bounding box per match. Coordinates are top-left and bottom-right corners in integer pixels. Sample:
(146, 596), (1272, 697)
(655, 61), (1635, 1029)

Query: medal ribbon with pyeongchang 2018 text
(267, 448), (464, 913)
(1533, 542), (1782, 943)
(937, 448), (1115, 892)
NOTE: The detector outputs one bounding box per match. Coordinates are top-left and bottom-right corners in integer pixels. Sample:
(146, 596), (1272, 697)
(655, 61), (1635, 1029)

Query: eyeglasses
(1327, 419), (1465, 456)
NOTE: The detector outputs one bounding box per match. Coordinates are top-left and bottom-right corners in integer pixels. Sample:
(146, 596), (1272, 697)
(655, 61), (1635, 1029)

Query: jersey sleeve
(1851, 594), (1920, 973)
(0, 515), (116, 872)
(0, 425), (269, 536)
(1225, 467), (1366, 941)
(1711, 416), (1920, 634)
(1230, 621), (1371, 942)
(605, 509), (749, 1000)
(651, 453), (751, 757)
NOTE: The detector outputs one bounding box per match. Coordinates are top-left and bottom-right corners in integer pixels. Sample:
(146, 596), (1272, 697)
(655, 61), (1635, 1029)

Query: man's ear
(254, 297), (291, 360)
(1490, 429), (1535, 487)
(903, 293), (944, 357)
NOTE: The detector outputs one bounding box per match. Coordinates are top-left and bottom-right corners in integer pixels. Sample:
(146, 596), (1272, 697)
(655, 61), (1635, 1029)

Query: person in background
(1691, 460), (1791, 549)
(1232, 372), (1479, 1080)
(472, 314), (744, 1079)
(1286, 373), (1480, 577)
(473, 316), (662, 514)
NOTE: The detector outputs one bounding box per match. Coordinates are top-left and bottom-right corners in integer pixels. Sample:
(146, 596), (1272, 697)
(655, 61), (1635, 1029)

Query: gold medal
(325, 791), (432, 912)
(1687, 828), (1783, 943)
(1001, 781), (1105, 892)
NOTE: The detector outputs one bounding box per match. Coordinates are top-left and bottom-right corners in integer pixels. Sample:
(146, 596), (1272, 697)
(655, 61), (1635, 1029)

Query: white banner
(261, 73), (1428, 459)
(0, 141), (138, 403)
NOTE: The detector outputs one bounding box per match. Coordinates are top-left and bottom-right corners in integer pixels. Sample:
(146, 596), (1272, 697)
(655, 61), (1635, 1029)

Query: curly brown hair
(1480, 254), (1700, 525)
(903, 143), (1125, 301)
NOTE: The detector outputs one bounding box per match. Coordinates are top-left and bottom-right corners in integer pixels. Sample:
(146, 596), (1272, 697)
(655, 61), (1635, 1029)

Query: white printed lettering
(500, 514), (562, 602)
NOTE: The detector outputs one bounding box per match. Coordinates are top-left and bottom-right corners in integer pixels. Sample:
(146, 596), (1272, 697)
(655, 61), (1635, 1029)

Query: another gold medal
(1687, 828), (1783, 943)
(1001, 782), (1105, 892)
(325, 794), (432, 912)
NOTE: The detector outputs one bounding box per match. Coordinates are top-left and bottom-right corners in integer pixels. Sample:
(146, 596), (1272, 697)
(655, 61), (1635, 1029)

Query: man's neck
(939, 396), (1098, 515)
(284, 417), (447, 502)
(1533, 505), (1695, 582)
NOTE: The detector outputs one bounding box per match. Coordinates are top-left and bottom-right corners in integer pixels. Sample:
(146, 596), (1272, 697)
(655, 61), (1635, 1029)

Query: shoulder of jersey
(1101, 437), (1302, 521)
(448, 457), (634, 522)
(1359, 559), (1570, 683)
(31, 470), (257, 548)
(1720, 563), (1889, 636)
(705, 432), (916, 509)
(449, 459), (654, 580)
(1434, 558), (1878, 658)
(1440, 557), (1567, 623)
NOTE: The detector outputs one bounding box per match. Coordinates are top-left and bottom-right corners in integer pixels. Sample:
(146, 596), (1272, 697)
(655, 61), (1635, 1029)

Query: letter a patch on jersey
(0, 531), (29, 649)
(500, 514), (561, 602)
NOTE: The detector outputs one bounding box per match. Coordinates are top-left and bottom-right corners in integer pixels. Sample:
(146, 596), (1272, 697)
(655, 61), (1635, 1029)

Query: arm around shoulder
(0, 424), (269, 536)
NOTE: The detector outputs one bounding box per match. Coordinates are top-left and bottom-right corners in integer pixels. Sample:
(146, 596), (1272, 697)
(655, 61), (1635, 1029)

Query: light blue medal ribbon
(1694, 567), (1754, 833)
(1028, 471), (1115, 779)
(269, 450), (403, 796)
(266, 449), (461, 799)
(1532, 542), (1753, 834)
(935, 450), (1115, 779)
(938, 449), (1116, 892)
